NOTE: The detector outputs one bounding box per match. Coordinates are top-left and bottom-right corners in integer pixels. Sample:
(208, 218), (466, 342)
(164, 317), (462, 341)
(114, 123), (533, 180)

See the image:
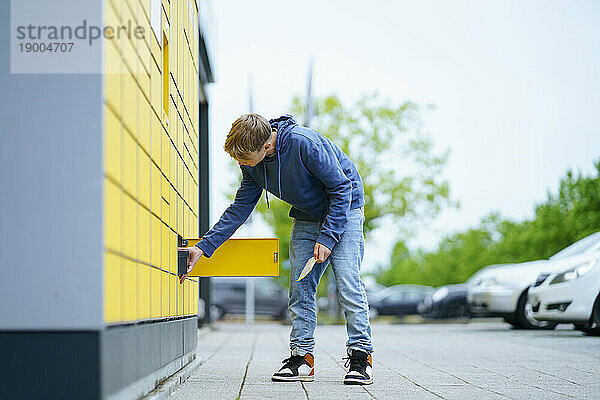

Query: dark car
(418, 284), (471, 319)
(210, 277), (289, 320)
(368, 285), (432, 318)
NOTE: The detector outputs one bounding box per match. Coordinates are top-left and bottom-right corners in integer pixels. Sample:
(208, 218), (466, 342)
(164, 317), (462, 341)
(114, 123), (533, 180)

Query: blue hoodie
(196, 114), (365, 257)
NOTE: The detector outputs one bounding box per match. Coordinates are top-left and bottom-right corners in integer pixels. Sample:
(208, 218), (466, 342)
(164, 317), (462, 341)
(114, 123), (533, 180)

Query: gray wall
(0, 0), (104, 330)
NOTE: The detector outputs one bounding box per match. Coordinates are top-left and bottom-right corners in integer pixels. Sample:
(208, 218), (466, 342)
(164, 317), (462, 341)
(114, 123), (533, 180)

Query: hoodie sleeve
(305, 143), (353, 251)
(195, 167), (262, 257)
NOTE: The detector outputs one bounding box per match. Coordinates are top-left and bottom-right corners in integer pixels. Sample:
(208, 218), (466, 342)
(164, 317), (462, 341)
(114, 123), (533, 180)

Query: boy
(179, 113), (373, 385)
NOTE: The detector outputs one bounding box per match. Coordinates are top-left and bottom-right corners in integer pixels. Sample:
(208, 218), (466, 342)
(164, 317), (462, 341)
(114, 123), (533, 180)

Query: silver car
(467, 232), (600, 329)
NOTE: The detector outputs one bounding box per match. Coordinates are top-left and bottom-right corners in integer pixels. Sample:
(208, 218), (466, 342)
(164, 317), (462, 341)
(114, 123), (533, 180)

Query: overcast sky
(204, 0), (600, 272)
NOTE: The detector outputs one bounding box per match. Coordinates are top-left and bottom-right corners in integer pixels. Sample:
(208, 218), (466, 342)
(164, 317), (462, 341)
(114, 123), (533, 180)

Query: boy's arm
(195, 167), (263, 257)
(305, 142), (353, 252)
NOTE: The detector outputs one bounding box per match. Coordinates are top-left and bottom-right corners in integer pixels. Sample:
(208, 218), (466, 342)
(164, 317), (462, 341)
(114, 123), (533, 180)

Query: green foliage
(379, 161), (600, 287)
(290, 93), (455, 238)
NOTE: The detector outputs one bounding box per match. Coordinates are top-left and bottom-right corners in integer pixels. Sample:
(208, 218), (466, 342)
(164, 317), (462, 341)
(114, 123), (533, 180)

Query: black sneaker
(343, 349), (373, 385)
(271, 353), (315, 382)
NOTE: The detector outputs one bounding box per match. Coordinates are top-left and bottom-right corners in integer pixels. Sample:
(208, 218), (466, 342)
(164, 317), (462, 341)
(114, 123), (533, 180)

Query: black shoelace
(343, 352), (368, 373)
(281, 355), (306, 371)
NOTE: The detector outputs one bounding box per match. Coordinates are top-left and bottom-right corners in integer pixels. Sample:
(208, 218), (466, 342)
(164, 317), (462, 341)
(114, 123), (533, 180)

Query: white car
(467, 231), (600, 329)
(528, 248), (600, 336)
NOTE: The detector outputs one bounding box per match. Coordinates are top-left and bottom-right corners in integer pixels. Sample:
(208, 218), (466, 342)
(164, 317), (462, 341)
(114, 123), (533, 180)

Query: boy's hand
(178, 246), (204, 284)
(314, 242), (331, 263)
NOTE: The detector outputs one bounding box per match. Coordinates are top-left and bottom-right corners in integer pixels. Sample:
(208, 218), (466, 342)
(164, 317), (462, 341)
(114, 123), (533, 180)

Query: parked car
(529, 246), (600, 336)
(467, 231), (600, 330)
(419, 284), (470, 319)
(210, 277), (289, 320)
(364, 280), (387, 304)
(369, 285), (432, 318)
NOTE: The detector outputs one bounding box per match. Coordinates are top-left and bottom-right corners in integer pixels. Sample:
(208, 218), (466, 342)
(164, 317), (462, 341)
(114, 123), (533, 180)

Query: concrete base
(0, 317), (198, 400)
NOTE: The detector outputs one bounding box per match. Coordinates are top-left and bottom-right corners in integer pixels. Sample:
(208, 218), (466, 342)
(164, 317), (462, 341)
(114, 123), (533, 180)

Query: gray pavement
(168, 320), (600, 399)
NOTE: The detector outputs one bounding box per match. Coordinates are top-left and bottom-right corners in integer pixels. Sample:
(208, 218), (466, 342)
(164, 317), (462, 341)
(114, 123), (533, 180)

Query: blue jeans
(288, 206), (373, 356)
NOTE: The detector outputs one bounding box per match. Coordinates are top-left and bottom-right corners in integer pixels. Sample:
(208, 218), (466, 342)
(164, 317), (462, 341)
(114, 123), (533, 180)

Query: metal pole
(245, 74), (255, 325)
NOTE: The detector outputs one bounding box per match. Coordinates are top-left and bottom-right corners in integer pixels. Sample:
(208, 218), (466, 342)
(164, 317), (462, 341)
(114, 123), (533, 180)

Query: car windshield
(550, 232), (600, 260)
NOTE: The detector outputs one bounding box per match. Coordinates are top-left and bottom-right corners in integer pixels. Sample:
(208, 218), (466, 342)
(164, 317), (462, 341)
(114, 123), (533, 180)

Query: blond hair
(224, 114), (272, 160)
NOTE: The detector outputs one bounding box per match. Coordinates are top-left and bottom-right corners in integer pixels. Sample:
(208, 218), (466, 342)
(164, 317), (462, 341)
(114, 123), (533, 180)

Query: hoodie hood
(268, 114), (296, 154)
(261, 114), (298, 208)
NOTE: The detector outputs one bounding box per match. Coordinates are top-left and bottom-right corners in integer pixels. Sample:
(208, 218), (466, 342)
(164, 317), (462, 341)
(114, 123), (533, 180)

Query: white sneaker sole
(272, 375), (315, 382)
(343, 377), (373, 385)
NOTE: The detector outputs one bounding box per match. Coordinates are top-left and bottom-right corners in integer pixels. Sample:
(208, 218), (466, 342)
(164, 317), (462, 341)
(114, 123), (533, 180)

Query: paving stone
(165, 320), (600, 400)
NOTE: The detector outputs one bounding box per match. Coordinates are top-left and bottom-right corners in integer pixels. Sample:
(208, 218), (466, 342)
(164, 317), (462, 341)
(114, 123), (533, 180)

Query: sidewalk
(165, 320), (600, 399)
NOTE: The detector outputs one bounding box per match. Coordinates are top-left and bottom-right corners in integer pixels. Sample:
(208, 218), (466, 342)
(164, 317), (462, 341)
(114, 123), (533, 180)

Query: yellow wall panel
(150, 30), (161, 73)
(103, 105), (121, 183)
(150, 58), (161, 117)
(161, 197), (170, 227)
(151, 112), (161, 165)
(103, 252), (122, 323)
(138, 95), (151, 156)
(161, 222), (170, 271)
(138, 0), (151, 26)
(103, 41), (121, 111)
(122, 72), (137, 138)
(168, 188), (175, 231)
(177, 196), (184, 235)
(161, 131), (169, 173)
(184, 280), (190, 315)
(176, 157), (182, 197)
(122, 258), (138, 322)
(150, 267), (161, 318)
(137, 33), (152, 79)
(103, 178), (121, 252)
(138, 263), (151, 320)
(170, 145), (177, 190)
(139, 209), (151, 264)
(193, 281), (198, 314)
(139, 150), (150, 209)
(122, 131), (137, 198)
(151, 161), (161, 216)
(161, 173), (170, 203)
(122, 194), (138, 259)
(169, 229), (176, 274)
(161, 270), (170, 317)
(138, 67), (150, 102)
(151, 213), (161, 267)
(176, 277), (183, 316)
(170, 275), (177, 317)
(188, 281), (194, 316)
(121, 4), (139, 73)
(162, 0), (170, 22)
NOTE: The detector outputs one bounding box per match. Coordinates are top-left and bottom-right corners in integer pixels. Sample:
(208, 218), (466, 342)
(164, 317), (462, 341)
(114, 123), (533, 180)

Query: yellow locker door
(179, 238), (279, 277)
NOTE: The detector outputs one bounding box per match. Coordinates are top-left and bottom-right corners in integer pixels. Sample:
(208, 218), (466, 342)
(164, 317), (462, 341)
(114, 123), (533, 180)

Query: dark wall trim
(0, 318), (197, 400)
(198, 34), (214, 84)
(199, 102), (212, 323)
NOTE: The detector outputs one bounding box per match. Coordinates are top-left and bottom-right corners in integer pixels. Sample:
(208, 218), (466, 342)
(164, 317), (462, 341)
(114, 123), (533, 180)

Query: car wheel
(514, 289), (558, 330)
(575, 293), (600, 336)
(210, 305), (224, 321)
(503, 314), (521, 328)
(573, 322), (600, 336)
(369, 307), (379, 320)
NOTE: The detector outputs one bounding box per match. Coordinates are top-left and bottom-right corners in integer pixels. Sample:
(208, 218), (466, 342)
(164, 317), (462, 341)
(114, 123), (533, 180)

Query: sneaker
(343, 349), (373, 385)
(271, 353), (315, 382)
